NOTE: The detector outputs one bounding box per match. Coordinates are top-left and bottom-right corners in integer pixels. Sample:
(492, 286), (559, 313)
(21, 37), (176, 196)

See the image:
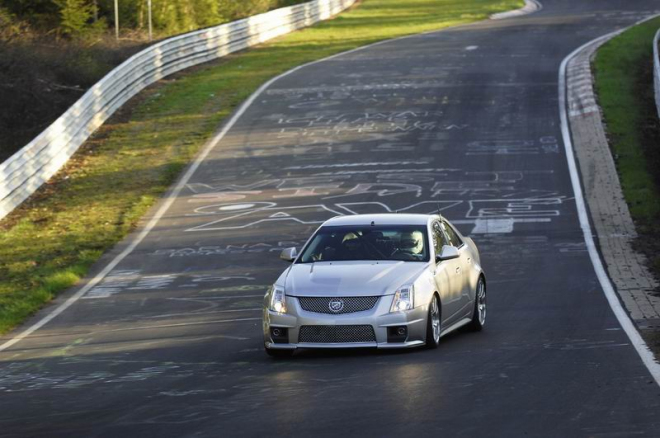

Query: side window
(442, 221), (462, 247)
(432, 222), (446, 255)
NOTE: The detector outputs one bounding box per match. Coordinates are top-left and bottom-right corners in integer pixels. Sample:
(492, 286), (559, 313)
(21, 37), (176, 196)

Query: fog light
(270, 327), (288, 344)
(387, 326), (408, 343)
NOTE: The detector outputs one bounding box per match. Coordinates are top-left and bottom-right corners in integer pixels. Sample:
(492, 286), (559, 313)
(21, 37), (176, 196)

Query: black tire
(467, 276), (486, 332)
(265, 347), (294, 358)
(425, 295), (441, 349)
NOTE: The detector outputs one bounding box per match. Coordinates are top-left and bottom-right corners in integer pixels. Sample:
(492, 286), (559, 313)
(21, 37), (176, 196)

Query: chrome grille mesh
(297, 296), (379, 314)
(298, 325), (376, 343)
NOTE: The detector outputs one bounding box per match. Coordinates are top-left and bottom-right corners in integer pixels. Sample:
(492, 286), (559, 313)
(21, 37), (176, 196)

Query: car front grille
(297, 296), (379, 314)
(298, 325), (376, 343)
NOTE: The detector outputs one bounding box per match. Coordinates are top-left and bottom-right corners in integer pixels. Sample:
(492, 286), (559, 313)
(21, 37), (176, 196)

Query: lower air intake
(298, 325), (376, 343)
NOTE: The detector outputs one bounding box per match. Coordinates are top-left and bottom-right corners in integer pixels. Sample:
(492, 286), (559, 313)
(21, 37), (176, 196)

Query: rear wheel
(425, 295), (441, 349)
(468, 277), (486, 331)
(265, 346), (294, 358)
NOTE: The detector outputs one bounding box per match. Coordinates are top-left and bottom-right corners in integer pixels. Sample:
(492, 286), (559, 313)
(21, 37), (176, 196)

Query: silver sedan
(263, 213), (486, 357)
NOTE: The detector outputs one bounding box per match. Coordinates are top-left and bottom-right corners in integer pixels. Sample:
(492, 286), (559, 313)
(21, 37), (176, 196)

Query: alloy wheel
(431, 296), (441, 343)
(477, 279), (486, 326)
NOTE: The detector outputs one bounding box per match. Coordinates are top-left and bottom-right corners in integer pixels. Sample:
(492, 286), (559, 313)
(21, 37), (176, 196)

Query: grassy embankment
(0, 0), (524, 334)
(594, 18), (660, 279)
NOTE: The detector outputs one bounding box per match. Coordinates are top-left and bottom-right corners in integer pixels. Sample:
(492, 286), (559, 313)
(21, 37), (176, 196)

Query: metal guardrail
(0, 0), (356, 220)
(654, 28), (660, 119)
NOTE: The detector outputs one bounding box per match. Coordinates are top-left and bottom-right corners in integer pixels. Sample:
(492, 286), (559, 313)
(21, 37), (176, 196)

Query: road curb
(560, 22), (660, 390)
(490, 0), (542, 20)
(566, 33), (660, 328)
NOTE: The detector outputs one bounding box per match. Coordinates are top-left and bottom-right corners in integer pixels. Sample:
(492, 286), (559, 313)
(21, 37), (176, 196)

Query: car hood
(285, 261), (428, 297)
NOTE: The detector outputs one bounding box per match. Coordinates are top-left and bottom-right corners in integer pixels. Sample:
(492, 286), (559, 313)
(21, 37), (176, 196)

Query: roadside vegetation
(594, 18), (660, 286)
(0, 0), (524, 334)
(0, 0), (307, 162)
(2, 0), (306, 38)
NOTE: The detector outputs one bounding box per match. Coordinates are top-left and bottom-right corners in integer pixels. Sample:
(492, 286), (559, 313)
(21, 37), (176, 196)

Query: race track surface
(2, 1), (660, 436)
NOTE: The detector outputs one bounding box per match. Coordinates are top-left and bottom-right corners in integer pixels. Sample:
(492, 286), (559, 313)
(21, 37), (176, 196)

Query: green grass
(0, 0), (524, 334)
(594, 18), (660, 220)
(594, 18), (660, 279)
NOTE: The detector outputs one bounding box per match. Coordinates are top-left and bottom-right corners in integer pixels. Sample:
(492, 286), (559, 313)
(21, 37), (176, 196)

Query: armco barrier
(0, 0), (356, 220)
(654, 28), (660, 119)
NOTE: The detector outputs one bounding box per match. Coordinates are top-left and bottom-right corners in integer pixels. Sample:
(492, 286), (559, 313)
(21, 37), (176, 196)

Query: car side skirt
(440, 317), (472, 338)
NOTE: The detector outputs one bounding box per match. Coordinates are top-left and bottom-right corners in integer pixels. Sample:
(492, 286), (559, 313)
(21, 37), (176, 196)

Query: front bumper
(263, 294), (428, 350)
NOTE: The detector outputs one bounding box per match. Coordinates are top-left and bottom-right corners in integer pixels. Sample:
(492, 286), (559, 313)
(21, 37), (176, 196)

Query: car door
(431, 221), (463, 326)
(442, 220), (472, 320)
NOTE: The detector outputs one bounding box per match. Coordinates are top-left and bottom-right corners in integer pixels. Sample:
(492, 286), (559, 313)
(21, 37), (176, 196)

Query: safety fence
(0, 0), (356, 220)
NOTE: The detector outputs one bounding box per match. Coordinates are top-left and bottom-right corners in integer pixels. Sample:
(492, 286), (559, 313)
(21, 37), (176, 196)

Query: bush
(54, 0), (107, 39)
(150, 0), (222, 34)
(0, 6), (29, 39)
(1, 0), (311, 38)
(55, 0), (94, 35)
(218, 0), (278, 21)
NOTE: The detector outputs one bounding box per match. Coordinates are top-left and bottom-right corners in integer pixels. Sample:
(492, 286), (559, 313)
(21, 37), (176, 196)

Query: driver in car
(396, 231), (424, 260)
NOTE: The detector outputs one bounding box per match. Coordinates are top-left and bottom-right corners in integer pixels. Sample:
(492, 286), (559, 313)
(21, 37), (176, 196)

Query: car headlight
(268, 285), (287, 314)
(390, 285), (414, 312)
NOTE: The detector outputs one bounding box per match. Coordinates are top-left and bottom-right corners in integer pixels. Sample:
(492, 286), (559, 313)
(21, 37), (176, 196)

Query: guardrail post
(114, 0), (119, 41)
(148, 0), (152, 42)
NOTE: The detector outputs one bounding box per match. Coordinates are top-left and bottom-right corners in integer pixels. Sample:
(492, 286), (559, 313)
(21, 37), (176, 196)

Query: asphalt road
(2, 1), (660, 437)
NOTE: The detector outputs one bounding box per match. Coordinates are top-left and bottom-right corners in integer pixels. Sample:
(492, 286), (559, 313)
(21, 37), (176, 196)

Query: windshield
(298, 225), (429, 263)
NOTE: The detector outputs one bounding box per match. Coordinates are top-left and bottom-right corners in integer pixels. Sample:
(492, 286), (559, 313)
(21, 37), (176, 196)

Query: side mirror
(436, 245), (459, 262)
(280, 247), (298, 262)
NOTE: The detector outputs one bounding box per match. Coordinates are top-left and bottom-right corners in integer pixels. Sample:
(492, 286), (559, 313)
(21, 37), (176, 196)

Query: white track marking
(559, 27), (660, 386)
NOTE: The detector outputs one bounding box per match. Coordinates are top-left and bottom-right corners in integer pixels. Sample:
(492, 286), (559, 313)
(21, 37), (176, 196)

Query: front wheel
(467, 277), (486, 331)
(425, 295), (441, 349)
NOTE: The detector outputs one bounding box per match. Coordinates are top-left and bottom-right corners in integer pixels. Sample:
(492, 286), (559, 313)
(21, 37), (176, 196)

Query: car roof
(323, 214), (437, 227)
